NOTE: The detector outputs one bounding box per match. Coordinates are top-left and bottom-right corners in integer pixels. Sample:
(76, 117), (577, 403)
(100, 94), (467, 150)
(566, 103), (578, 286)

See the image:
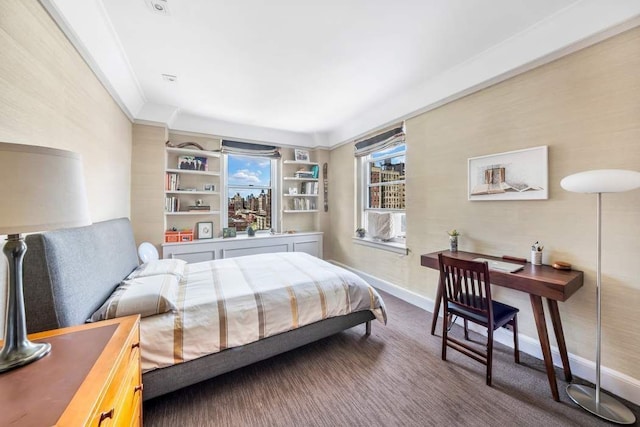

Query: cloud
(232, 169), (261, 184)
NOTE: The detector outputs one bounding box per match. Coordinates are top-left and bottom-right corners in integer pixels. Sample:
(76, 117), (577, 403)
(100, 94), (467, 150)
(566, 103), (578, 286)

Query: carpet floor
(143, 290), (639, 426)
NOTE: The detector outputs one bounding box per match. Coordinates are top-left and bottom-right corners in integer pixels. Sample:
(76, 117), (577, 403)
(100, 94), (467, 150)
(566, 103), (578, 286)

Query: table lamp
(0, 142), (90, 372)
(561, 169), (640, 425)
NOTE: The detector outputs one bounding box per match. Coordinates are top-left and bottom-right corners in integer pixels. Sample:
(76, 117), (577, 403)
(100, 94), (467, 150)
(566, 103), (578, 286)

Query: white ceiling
(42, 0), (640, 147)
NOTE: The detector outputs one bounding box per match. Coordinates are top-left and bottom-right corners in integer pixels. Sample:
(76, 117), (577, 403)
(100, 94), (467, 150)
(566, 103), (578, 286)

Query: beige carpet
(143, 291), (638, 426)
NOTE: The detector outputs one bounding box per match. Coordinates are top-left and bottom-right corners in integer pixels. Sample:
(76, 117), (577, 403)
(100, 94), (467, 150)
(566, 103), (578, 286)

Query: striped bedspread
(140, 252), (386, 373)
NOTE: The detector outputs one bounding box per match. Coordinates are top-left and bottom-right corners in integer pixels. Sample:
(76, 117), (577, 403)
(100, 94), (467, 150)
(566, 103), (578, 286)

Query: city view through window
(227, 155), (272, 232)
(368, 144), (406, 210)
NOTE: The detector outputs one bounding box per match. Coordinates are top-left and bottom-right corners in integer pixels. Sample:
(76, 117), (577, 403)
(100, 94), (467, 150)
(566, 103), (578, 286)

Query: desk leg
(547, 299), (572, 382)
(530, 295), (560, 402)
(430, 280), (443, 335)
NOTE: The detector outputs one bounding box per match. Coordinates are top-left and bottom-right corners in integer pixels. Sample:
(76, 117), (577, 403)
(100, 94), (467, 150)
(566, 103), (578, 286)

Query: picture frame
(196, 221), (213, 239)
(178, 155), (208, 171)
(468, 145), (548, 201)
(222, 227), (237, 238)
(294, 149), (310, 162)
(203, 184), (216, 192)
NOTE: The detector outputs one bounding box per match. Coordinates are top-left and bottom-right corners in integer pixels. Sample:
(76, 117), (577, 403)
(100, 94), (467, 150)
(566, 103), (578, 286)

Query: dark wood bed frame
(22, 218), (374, 400)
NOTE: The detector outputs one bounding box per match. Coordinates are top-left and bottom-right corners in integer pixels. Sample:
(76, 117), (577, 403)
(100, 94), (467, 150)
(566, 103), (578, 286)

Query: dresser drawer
(93, 323), (141, 426)
(111, 357), (143, 426)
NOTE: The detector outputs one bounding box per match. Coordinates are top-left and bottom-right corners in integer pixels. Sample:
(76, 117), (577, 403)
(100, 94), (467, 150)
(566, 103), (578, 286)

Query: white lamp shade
(0, 142), (90, 235)
(560, 169), (640, 194)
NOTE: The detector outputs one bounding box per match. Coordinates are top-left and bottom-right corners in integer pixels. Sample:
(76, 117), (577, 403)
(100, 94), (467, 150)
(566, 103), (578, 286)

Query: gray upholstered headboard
(23, 218), (139, 333)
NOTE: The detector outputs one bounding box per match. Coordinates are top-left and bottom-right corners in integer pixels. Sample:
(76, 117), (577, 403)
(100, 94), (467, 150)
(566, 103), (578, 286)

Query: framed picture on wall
(294, 149), (310, 162)
(468, 146), (548, 201)
(196, 221), (213, 239)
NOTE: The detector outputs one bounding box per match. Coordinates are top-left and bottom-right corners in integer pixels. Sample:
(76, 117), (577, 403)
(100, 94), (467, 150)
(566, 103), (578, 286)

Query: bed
(22, 218), (386, 400)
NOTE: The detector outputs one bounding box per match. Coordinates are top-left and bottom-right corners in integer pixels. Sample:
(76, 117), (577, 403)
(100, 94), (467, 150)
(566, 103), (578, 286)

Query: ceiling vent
(146, 0), (170, 15)
(161, 74), (178, 83)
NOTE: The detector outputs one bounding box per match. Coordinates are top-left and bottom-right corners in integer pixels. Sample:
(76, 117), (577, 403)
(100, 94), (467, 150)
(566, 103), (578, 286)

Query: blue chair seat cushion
(448, 297), (518, 330)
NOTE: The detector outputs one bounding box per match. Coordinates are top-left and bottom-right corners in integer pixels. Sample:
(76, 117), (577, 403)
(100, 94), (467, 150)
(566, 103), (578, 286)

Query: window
(362, 143), (406, 242)
(225, 154), (277, 233)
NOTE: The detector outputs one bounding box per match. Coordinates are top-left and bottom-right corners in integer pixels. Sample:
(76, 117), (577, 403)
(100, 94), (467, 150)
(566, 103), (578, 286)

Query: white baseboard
(330, 260), (640, 406)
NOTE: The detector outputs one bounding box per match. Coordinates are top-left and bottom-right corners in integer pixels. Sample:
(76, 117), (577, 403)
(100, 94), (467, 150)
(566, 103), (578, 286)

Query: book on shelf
(166, 172), (180, 191)
(294, 171), (315, 179)
(165, 196), (180, 212)
(292, 198), (316, 210)
(299, 181), (318, 195)
(187, 205), (211, 211)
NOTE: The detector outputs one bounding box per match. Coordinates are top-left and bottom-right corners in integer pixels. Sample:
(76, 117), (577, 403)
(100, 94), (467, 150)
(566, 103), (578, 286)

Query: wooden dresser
(0, 315), (142, 426)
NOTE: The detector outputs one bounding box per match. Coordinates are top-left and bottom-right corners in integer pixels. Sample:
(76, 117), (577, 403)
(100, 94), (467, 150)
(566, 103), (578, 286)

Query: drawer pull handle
(131, 342), (140, 350)
(134, 384), (143, 393)
(99, 408), (114, 424)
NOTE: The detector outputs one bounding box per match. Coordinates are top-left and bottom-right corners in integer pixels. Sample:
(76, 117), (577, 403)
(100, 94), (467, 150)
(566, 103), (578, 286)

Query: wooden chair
(438, 253), (519, 386)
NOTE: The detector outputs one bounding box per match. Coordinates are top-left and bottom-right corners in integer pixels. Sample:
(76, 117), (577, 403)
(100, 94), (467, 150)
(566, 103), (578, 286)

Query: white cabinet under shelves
(162, 232), (323, 263)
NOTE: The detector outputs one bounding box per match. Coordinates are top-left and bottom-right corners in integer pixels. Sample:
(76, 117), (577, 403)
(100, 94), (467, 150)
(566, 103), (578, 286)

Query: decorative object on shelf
(294, 149), (310, 162)
(468, 145), (548, 201)
(178, 155), (208, 171)
(166, 140), (205, 151)
(203, 184), (215, 191)
(223, 227), (237, 238)
(356, 228), (365, 238)
(530, 241), (543, 265)
(323, 163), (329, 212)
(0, 142), (90, 373)
(196, 222), (214, 239)
(447, 229), (460, 252)
(311, 164), (319, 178)
(561, 169), (640, 425)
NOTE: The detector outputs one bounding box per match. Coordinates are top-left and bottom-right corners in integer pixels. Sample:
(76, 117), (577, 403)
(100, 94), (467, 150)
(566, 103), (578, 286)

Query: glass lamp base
(566, 384), (636, 425)
(0, 341), (51, 373)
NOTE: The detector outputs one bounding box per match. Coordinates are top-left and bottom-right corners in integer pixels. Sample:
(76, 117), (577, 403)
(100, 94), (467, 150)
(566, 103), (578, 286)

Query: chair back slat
(438, 253), (493, 323)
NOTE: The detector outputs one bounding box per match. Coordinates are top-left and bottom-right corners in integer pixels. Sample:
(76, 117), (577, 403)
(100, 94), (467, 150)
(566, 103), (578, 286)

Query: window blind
(220, 140), (281, 158)
(354, 123), (405, 157)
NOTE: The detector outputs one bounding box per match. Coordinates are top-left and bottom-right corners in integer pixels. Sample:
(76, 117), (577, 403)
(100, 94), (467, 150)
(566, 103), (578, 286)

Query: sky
(227, 155), (272, 199)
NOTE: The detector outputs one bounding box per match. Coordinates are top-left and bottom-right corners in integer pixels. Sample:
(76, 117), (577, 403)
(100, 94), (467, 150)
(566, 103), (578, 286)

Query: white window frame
(222, 154), (279, 234)
(354, 143), (407, 254)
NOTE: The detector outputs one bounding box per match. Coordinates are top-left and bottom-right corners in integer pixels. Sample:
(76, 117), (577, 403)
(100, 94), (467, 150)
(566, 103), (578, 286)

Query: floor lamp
(561, 169), (640, 425)
(0, 142), (89, 372)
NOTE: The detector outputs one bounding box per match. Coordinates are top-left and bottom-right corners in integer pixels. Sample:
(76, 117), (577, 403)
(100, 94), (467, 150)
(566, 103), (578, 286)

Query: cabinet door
(293, 240), (320, 258)
(222, 244), (289, 258)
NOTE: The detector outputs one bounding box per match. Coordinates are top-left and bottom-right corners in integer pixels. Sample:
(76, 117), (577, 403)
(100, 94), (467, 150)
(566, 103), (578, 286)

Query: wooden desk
(421, 250), (583, 401)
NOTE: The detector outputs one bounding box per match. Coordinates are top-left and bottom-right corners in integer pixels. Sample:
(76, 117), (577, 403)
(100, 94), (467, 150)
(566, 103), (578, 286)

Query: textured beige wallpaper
(328, 26), (640, 380)
(131, 124), (167, 251)
(0, 0), (132, 335)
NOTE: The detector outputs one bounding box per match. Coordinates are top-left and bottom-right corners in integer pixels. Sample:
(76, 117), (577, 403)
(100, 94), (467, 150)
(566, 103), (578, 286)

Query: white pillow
(367, 212), (394, 240)
(127, 258), (186, 280)
(89, 275), (179, 321)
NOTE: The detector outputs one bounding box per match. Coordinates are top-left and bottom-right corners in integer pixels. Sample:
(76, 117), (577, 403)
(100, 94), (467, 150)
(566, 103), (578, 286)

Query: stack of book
(165, 196), (180, 212)
(294, 170), (315, 179)
(188, 205), (210, 212)
(166, 173), (179, 191)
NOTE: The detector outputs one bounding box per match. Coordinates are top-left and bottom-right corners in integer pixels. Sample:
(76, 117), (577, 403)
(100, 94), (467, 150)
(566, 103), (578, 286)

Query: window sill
(352, 236), (407, 255)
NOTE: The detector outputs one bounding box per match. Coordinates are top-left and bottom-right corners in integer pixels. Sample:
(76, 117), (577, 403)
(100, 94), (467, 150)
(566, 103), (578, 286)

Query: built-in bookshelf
(164, 146), (221, 242)
(283, 159), (319, 213)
